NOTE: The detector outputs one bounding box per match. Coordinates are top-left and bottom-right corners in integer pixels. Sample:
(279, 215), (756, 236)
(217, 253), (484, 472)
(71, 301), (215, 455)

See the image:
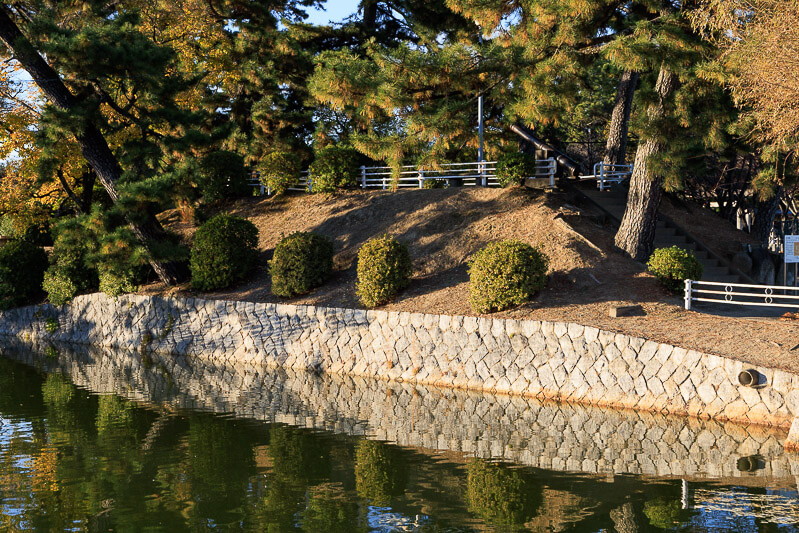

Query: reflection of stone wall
(2, 292), (799, 429)
(4, 341), (799, 482)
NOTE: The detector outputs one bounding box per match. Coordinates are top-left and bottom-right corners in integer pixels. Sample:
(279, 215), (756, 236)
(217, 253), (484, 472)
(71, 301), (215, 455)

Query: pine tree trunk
(0, 7), (183, 285)
(752, 186), (782, 246)
(614, 66), (679, 262)
(604, 70), (638, 166)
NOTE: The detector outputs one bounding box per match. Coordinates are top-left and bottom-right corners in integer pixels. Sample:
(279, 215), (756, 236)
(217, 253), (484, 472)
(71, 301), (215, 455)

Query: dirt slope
(145, 187), (799, 373)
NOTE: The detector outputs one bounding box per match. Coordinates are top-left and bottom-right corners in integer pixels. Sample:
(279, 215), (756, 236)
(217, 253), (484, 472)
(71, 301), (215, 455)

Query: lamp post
(477, 30), (486, 187)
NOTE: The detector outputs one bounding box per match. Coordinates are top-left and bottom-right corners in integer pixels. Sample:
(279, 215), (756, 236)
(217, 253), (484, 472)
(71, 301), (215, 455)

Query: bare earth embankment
(143, 187), (799, 373)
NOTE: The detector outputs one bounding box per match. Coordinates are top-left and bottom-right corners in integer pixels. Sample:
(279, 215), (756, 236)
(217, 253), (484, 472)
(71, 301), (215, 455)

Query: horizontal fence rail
(248, 158), (557, 195)
(580, 162), (634, 191)
(684, 279), (799, 310)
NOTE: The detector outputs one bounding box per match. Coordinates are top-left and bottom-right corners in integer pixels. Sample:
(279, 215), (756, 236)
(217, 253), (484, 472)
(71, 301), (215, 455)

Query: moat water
(1, 343), (798, 531)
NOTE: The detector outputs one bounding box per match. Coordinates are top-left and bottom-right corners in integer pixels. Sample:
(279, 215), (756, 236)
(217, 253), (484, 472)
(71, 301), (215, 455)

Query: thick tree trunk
(0, 7), (183, 285)
(604, 70), (639, 166)
(614, 66), (679, 261)
(752, 186), (782, 245)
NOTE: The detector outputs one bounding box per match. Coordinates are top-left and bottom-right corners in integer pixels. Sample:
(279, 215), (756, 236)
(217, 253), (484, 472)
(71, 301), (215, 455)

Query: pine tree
(0, 2), (212, 284)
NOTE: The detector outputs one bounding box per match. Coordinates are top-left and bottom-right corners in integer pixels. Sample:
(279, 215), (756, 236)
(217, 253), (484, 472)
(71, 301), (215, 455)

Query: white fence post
(418, 170), (424, 188)
(360, 165), (366, 189)
(599, 162), (606, 191)
(684, 279), (692, 310)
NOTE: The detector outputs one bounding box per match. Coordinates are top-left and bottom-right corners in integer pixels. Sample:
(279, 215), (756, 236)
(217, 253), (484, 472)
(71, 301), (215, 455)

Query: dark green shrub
(0, 239), (47, 309)
(43, 225), (98, 305)
(269, 232), (334, 297)
(647, 246), (703, 293)
(190, 214), (258, 290)
(309, 146), (360, 193)
(468, 240), (549, 313)
(466, 459), (541, 529)
(496, 152), (537, 187)
(422, 178), (447, 189)
(259, 151), (301, 196)
(356, 235), (412, 307)
(197, 150), (249, 201)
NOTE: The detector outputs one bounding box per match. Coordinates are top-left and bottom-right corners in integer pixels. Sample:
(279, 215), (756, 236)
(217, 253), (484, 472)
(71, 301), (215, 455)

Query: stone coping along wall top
(1, 292), (798, 435)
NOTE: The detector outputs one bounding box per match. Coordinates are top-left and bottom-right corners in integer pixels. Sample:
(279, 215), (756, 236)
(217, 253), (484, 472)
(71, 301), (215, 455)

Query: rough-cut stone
(0, 292), (795, 436)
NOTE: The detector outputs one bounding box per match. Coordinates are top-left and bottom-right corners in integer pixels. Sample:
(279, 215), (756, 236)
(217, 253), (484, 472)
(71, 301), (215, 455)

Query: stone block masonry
(4, 341), (797, 483)
(1, 292), (799, 434)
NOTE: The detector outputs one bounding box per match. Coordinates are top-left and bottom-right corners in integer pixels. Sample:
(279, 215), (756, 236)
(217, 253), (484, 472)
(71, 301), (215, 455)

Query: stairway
(574, 181), (748, 284)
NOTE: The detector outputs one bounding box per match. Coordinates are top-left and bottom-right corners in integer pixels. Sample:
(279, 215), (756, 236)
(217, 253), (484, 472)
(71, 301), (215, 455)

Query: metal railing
(684, 279), (799, 310)
(248, 158), (558, 195)
(580, 162), (634, 191)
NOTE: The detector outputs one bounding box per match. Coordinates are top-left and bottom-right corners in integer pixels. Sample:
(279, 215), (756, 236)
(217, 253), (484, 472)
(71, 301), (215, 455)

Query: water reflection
(0, 341), (798, 531)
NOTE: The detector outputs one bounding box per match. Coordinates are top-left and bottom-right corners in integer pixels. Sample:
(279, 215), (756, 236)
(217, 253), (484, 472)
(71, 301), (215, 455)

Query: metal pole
(477, 30), (485, 187)
(478, 95), (485, 187)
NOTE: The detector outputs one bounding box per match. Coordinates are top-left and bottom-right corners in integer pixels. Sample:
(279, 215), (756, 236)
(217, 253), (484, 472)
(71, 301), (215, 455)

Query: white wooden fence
(249, 158), (558, 195)
(684, 279), (799, 310)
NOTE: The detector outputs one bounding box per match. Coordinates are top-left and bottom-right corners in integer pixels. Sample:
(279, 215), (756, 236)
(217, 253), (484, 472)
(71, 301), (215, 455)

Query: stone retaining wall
(3, 341), (797, 483)
(1, 292), (798, 430)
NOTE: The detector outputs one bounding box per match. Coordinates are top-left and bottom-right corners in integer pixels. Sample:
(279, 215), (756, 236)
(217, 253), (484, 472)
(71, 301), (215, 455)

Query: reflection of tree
(249, 425), (333, 530)
(643, 497), (684, 530)
(186, 414), (256, 527)
(269, 424), (331, 483)
(300, 482), (364, 533)
(466, 459), (541, 530)
(354, 439), (407, 506)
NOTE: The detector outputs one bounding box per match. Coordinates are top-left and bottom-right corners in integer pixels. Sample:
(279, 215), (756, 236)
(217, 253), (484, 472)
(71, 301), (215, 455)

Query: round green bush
(196, 150), (249, 201)
(356, 235), (412, 308)
(468, 240), (549, 313)
(646, 246), (703, 293)
(190, 214), (259, 290)
(496, 152), (537, 188)
(0, 239), (47, 309)
(309, 146), (360, 193)
(270, 232), (334, 298)
(259, 151), (301, 196)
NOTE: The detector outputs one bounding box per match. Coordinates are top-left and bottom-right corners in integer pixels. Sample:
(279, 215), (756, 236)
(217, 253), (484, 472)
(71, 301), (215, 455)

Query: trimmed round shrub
(259, 151), (301, 196)
(468, 240), (549, 313)
(196, 150), (249, 201)
(0, 239), (48, 309)
(270, 232), (334, 297)
(496, 152), (537, 188)
(647, 246), (703, 293)
(356, 235), (412, 308)
(190, 214), (259, 290)
(309, 146), (360, 193)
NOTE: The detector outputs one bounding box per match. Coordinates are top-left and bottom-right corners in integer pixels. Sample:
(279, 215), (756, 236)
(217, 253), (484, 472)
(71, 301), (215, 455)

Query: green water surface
(0, 352), (798, 532)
